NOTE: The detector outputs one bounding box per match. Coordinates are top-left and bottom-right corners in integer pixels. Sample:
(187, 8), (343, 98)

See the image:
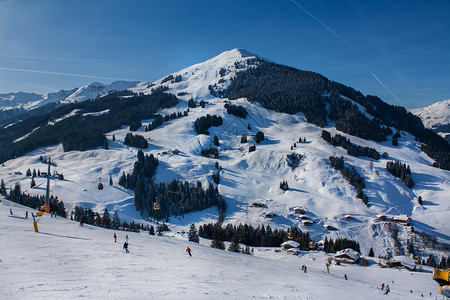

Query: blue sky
(0, 0), (449, 108)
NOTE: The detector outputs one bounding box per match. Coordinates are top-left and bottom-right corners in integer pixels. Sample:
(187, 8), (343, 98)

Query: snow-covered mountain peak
(410, 99), (450, 129)
(61, 80), (142, 104)
(138, 48), (263, 100)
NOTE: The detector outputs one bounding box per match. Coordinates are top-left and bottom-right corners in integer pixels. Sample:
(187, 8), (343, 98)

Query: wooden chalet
(334, 248), (360, 264)
(387, 256), (416, 271)
(293, 207), (306, 214)
(281, 240), (300, 250)
(392, 215), (411, 226)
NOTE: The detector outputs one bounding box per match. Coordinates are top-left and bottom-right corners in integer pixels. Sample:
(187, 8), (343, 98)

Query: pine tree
(228, 235), (241, 252)
(417, 196), (423, 205)
(109, 175), (113, 186)
(102, 209), (111, 228)
(368, 247), (374, 257)
(26, 169), (31, 177)
(210, 227), (225, 250)
(213, 135), (220, 146)
(149, 225), (155, 235)
(426, 254), (437, 267)
(33, 169), (37, 177)
(188, 223), (200, 243)
(112, 211), (121, 229)
(30, 177), (36, 188)
(211, 238), (225, 250)
(280, 180), (289, 191)
(0, 179), (6, 195)
(255, 131), (265, 143)
(240, 134), (247, 143)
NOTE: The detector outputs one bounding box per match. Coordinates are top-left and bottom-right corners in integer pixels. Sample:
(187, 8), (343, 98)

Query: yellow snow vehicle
(433, 268), (450, 297)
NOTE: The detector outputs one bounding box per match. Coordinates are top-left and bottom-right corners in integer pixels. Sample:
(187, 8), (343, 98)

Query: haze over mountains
(1, 49), (449, 264)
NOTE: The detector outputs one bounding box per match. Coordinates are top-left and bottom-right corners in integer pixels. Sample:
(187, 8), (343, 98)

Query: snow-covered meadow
(0, 200), (442, 299)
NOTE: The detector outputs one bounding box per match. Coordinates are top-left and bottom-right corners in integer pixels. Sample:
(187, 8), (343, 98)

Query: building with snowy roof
(281, 240), (300, 250)
(392, 215), (411, 226)
(387, 256), (417, 271)
(334, 248), (360, 264)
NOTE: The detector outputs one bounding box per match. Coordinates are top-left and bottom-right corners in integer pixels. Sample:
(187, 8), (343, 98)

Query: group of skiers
(381, 283), (390, 295)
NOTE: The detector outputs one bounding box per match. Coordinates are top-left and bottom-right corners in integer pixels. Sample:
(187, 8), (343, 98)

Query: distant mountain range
(410, 99), (450, 143)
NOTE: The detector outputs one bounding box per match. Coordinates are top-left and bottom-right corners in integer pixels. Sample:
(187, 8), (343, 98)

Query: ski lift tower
(44, 157), (57, 211)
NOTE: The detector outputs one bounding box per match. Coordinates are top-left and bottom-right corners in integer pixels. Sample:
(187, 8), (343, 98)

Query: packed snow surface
(0, 200), (443, 299)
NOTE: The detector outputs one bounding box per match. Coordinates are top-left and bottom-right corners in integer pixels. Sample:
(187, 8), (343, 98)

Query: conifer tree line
(118, 150), (226, 221)
(323, 237), (360, 253)
(194, 114), (223, 134)
(201, 147), (219, 159)
(224, 103), (247, 119)
(321, 130), (380, 160)
(135, 180), (226, 221)
(221, 61), (449, 170)
(0, 87), (179, 164)
(329, 156), (368, 205)
(386, 161), (415, 188)
(423, 254), (450, 269)
(1, 181), (66, 217)
(118, 150), (159, 190)
(145, 109), (189, 131)
(198, 223), (313, 249)
(124, 133), (149, 149)
(129, 121), (142, 132)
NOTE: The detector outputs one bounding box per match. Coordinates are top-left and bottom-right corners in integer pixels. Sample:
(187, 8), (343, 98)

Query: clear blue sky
(0, 0), (449, 108)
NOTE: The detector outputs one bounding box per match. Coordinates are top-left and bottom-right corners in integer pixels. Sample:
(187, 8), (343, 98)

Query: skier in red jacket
(114, 232), (117, 243)
(186, 247), (192, 257)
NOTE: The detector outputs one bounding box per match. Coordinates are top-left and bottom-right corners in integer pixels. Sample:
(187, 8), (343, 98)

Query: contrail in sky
(371, 73), (405, 107)
(288, 0), (361, 54)
(0, 66), (130, 81)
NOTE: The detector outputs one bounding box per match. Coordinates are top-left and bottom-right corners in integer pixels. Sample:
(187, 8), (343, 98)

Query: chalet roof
(392, 215), (411, 221)
(281, 240), (300, 248)
(391, 255), (416, 270)
(335, 248), (360, 261)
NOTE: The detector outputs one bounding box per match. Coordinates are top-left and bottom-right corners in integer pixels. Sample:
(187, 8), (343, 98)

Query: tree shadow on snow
(38, 231), (91, 240)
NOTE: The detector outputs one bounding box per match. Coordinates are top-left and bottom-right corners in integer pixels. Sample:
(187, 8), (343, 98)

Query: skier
(126, 234), (129, 243)
(114, 232), (117, 243)
(381, 283), (385, 290)
(186, 247), (192, 257)
(26, 211), (28, 219)
(384, 284), (390, 295)
(123, 241), (129, 253)
(344, 274), (347, 280)
(10, 209), (13, 215)
(304, 265), (307, 273)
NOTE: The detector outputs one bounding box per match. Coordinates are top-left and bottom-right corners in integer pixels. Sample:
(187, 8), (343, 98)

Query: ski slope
(0, 199), (442, 299)
(1, 49), (449, 259)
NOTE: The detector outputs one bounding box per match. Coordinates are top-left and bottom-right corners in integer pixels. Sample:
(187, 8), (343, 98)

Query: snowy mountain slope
(411, 99), (450, 142)
(0, 49), (449, 260)
(0, 200), (440, 299)
(130, 48), (261, 100)
(0, 80), (142, 111)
